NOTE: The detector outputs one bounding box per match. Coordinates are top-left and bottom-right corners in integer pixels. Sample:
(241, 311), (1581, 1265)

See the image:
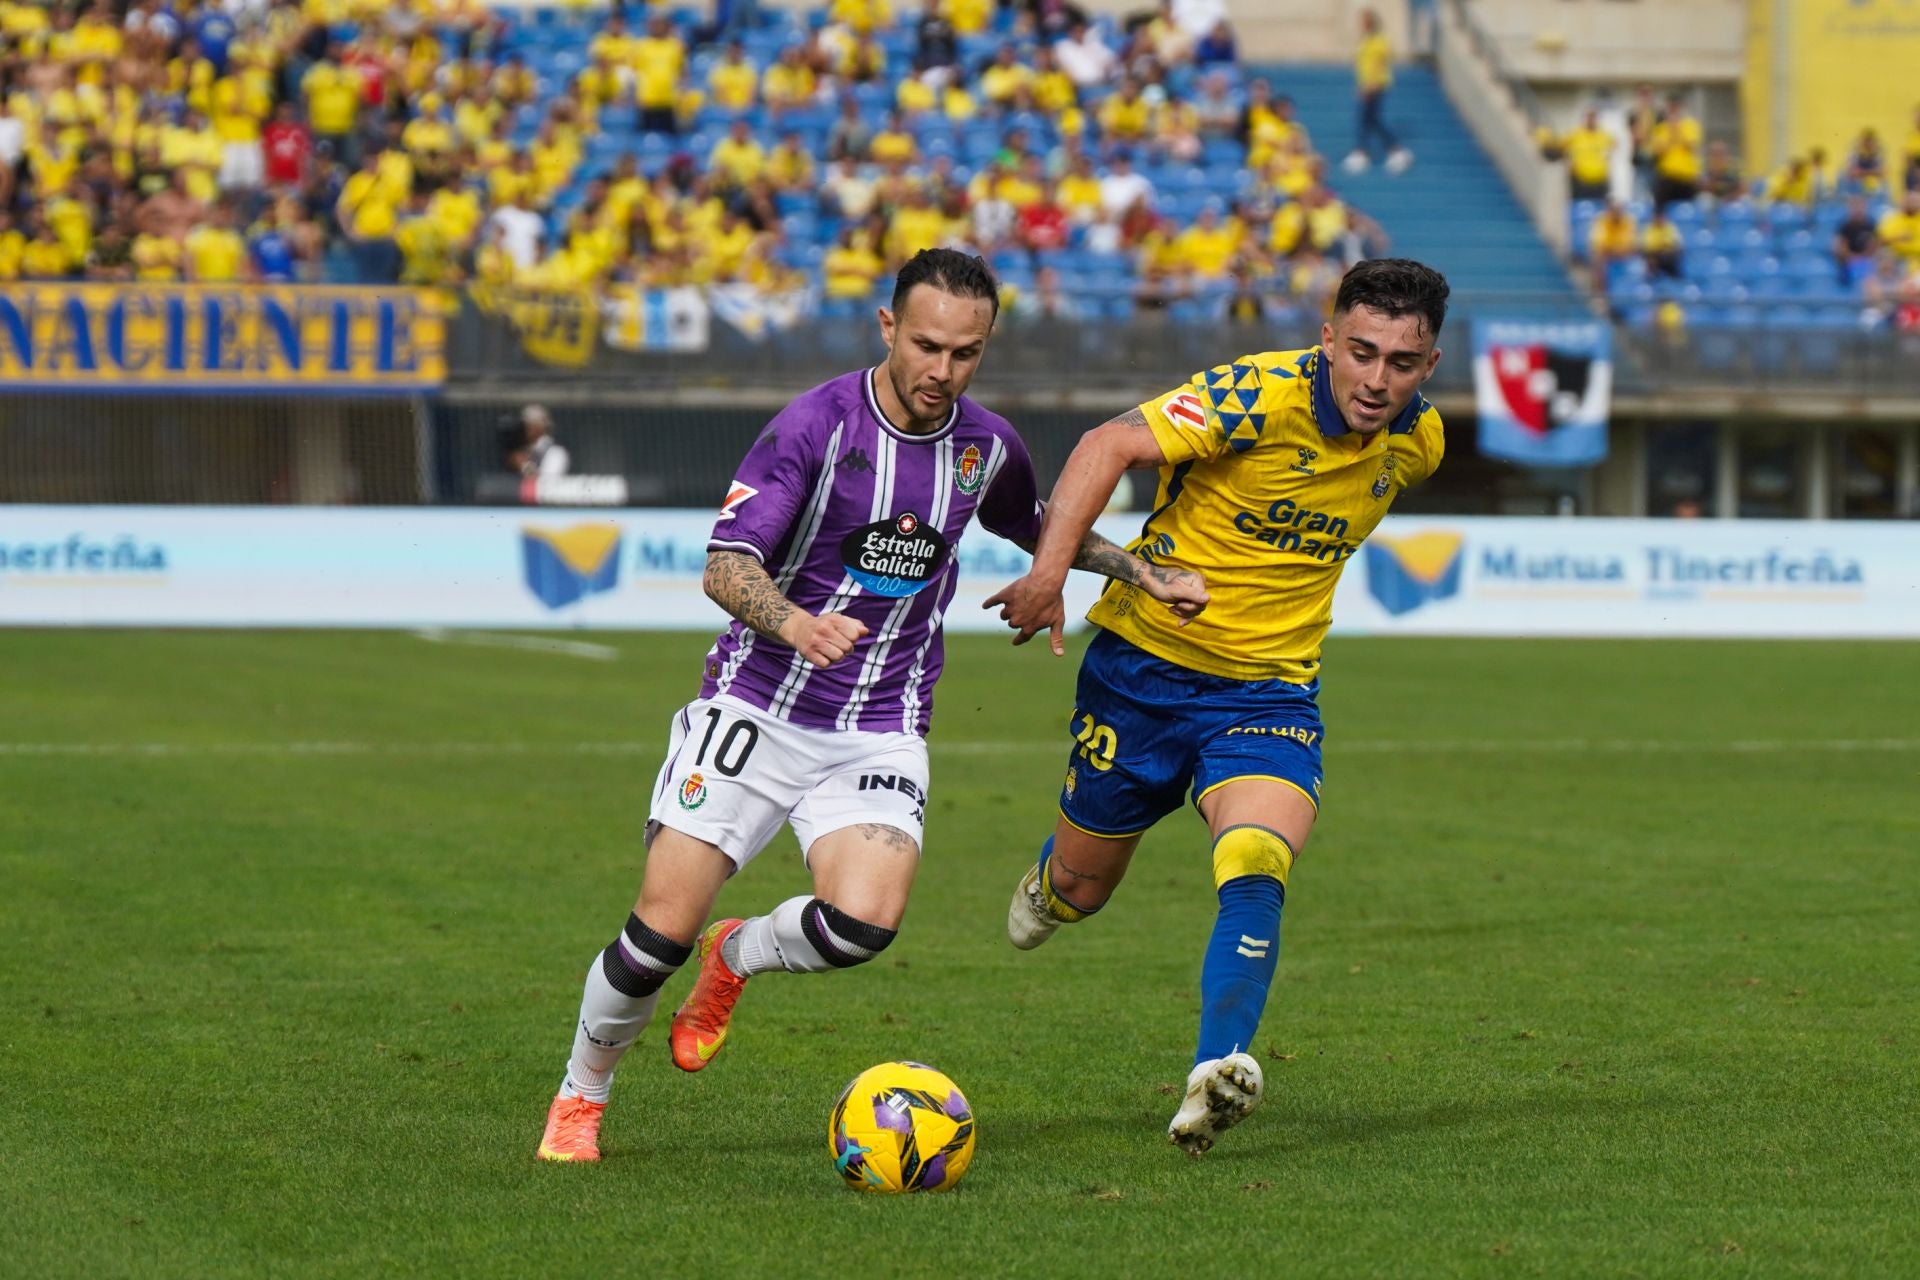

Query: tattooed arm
(704, 550), (868, 669)
(983, 406), (1207, 654)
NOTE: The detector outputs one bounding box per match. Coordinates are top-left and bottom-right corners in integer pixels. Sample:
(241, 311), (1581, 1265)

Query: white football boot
(1006, 863), (1062, 950)
(1167, 1052), (1264, 1155)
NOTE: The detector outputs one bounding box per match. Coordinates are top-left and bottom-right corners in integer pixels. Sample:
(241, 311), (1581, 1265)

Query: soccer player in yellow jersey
(987, 259), (1450, 1155)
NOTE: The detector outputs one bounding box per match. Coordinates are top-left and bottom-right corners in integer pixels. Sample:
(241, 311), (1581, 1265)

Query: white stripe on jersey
(898, 435), (1000, 733)
(770, 429), (894, 718)
(714, 420), (845, 701)
(839, 434), (953, 730)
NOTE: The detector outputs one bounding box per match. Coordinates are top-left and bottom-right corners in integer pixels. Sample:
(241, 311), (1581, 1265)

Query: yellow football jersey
(1087, 347), (1444, 683)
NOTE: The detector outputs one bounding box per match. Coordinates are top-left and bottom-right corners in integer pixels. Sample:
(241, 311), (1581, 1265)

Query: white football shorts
(647, 694), (929, 867)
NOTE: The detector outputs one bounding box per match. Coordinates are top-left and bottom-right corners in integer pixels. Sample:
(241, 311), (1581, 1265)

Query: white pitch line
(0, 739), (1915, 758)
(411, 629), (619, 661)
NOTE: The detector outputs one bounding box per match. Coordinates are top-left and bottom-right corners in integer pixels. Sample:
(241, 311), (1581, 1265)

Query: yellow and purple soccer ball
(828, 1062), (976, 1193)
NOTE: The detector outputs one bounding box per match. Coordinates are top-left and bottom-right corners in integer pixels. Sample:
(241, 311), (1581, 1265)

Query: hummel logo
(1291, 447), (1319, 475)
(841, 447), (876, 473)
(1235, 934), (1271, 959)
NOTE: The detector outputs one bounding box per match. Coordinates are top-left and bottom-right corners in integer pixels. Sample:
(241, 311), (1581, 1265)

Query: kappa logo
(953, 442), (985, 494)
(678, 772), (708, 810)
(841, 446), (876, 474)
(1292, 447), (1319, 475)
(1161, 391), (1208, 432)
(717, 482), (759, 521)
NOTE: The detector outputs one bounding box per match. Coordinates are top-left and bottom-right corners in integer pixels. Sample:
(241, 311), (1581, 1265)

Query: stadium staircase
(1270, 62), (1580, 313)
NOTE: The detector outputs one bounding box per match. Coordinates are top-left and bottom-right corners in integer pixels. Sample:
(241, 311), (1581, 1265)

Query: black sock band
(799, 898), (897, 969)
(601, 913), (693, 997)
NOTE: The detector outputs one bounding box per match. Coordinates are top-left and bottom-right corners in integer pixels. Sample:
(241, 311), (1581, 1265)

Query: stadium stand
(0, 0), (1519, 326)
(1566, 97), (1920, 356)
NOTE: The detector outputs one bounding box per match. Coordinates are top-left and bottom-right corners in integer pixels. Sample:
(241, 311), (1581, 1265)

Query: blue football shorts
(1056, 629), (1325, 838)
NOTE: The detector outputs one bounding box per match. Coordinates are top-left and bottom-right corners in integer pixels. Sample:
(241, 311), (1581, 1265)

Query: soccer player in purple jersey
(537, 249), (1207, 1162)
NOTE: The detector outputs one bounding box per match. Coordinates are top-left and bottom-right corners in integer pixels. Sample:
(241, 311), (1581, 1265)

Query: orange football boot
(537, 1093), (607, 1162)
(669, 918), (749, 1071)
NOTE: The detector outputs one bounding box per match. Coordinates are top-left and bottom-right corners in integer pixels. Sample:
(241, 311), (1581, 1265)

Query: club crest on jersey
(953, 443), (986, 494)
(841, 511), (950, 598)
(679, 773), (708, 810)
(1372, 454), (1398, 499)
(717, 483), (759, 521)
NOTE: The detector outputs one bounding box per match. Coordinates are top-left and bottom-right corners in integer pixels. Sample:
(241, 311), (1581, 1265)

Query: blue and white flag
(1472, 319), (1612, 466)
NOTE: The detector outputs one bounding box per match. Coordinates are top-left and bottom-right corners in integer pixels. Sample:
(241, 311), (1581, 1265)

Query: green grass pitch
(2, 630), (1915, 1278)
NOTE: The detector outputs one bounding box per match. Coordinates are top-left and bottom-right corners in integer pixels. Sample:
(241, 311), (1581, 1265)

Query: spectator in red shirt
(1017, 179), (1070, 252)
(263, 102), (312, 188)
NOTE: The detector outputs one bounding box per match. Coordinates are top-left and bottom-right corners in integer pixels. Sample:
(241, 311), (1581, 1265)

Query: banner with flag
(601, 286), (711, 353)
(705, 282), (818, 343)
(1472, 319), (1613, 466)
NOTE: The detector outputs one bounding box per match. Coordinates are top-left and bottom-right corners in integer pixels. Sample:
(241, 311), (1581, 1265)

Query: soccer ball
(828, 1061), (976, 1193)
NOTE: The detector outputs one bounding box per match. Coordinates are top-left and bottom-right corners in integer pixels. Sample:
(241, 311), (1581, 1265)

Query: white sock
(559, 913), (692, 1103)
(725, 895), (896, 976)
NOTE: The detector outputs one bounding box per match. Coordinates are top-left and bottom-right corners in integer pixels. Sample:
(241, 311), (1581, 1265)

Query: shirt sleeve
(975, 428), (1044, 545)
(706, 405), (821, 561)
(1138, 357), (1259, 467)
(1389, 402), (1446, 491)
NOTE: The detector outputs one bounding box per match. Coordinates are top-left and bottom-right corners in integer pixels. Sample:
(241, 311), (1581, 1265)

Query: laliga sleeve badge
(841, 511), (950, 597)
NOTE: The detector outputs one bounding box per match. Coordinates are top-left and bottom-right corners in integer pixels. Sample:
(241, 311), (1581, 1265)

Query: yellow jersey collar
(1308, 346), (1426, 438)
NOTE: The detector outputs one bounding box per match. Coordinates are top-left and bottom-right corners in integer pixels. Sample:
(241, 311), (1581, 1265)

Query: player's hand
(982, 574), (1068, 657)
(1139, 565), (1210, 627)
(781, 611), (869, 668)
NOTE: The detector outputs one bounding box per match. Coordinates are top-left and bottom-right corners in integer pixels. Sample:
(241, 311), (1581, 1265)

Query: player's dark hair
(1333, 258), (1451, 340)
(892, 248), (1000, 321)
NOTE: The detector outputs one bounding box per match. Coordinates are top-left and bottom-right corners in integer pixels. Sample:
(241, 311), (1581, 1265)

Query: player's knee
(1211, 824), (1295, 892)
(802, 898), (897, 969)
(600, 913), (695, 997)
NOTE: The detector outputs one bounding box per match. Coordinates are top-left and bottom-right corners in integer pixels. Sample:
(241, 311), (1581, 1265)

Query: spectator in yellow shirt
(19, 221), (70, 278)
(631, 13), (685, 134)
(1098, 79), (1152, 146)
(1346, 8), (1411, 174)
(709, 118), (767, 191)
(979, 44), (1032, 106)
(823, 226), (884, 299)
(303, 46), (362, 165)
(886, 188), (949, 264)
(210, 74), (267, 191)
(0, 211), (24, 280)
(1174, 205), (1239, 281)
(1878, 190), (1920, 264)
(44, 178), (94, 269)
(762, 47), (816, 116)
(828, 0), (891, 34)
(1649, 95), (1702, 208)
(185, 202), (248, 281)
(870, 110), (917, 165)
(576, 53), (626, 122)
(1587, 198), (1638, 291)
(588, 12), (638, 72)
(707, 41), (759, 111)
(1640, 207), (1683, 279)
(766, 132), (816, 192)
(1768, 157), (1815, 207)
(337, 149), (402, 282)
(1544, 109), (1614, 202)
(131, 227), (182, 281)
(942, 0), (990, 36)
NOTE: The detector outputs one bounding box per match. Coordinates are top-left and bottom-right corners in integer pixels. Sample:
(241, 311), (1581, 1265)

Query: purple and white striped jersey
(701, 367), (1044, 736)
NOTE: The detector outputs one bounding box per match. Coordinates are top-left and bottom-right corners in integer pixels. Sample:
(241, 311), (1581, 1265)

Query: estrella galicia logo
(1364, 531), (1464, 616)
(841, 512), (950, 597)
(679, 772), (708, 810)
(1292, 447), (1319, 475)
(954, 443), (986, 494)
(522, 523), (622, 609)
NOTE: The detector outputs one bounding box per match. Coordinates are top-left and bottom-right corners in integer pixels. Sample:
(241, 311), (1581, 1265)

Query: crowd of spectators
(0, 0), (1396, 323)
(1549, 90), (1920, 333)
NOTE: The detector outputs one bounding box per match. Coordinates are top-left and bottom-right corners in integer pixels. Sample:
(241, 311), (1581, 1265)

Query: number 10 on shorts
(1073, 711), (1118, 772)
